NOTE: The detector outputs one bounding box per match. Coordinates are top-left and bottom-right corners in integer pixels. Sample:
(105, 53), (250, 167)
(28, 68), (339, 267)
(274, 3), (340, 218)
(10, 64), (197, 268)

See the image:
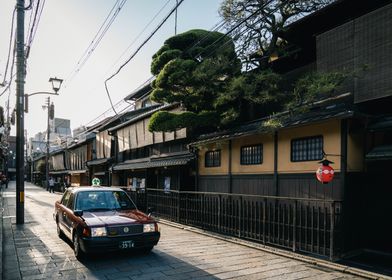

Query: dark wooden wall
(198, 176), (230, 193)
(198, 173), (342, 200)
(317, 3), (392, 103)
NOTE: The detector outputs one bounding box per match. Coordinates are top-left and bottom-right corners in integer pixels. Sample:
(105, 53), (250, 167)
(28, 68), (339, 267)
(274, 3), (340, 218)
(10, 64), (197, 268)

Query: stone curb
(157, 219), (392, 280)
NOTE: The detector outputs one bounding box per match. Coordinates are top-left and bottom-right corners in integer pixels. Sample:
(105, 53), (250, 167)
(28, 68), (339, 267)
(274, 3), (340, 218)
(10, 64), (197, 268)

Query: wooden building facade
(109, 103), (195, 192)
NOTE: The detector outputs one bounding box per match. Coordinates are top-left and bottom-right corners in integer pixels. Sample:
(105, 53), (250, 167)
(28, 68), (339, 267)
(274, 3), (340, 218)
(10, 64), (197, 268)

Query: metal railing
(127, 188), (342, 260)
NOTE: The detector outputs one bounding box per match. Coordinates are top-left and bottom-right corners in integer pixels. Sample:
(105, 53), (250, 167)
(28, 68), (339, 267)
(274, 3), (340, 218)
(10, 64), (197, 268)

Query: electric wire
(106, 0), (172, 76)
(70, 0), (173, 123)
(73, 0), (127, 74)
(104, 0), (185, 115)
(0, 41), (16, 97)
(24, 0), (46, 60)
(26, 0), (35, 43)
(1, 8), (16, 88)
(64, 0), (128, 86)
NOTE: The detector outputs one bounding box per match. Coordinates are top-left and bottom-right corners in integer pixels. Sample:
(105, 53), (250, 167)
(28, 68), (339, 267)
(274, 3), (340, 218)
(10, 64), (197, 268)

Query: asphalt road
(1, 181), (366, 280)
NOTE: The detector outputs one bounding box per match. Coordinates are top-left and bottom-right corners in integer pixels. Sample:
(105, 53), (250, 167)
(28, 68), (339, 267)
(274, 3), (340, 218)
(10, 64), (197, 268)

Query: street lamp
(24, 77), (63, 113)
(49, 77), (63, 93)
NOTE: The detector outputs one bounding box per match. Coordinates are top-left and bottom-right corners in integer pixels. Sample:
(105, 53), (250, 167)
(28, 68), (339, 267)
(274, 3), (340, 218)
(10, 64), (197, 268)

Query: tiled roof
(108, 103), (178, 132)
(86, 158), (111, 167)
(112, 152), (194, 171)
(190, 106), (356, 146)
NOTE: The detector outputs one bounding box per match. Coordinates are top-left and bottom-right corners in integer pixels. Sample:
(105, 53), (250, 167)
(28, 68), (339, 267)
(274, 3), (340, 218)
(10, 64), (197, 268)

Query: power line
(105, 0), (172, 77)
(64, 0), (128, 86)
(26, 0), (36, 43)
(104, 0), (186, 115)
(25, 0), (46, 59)
(1, 8), (16, 88)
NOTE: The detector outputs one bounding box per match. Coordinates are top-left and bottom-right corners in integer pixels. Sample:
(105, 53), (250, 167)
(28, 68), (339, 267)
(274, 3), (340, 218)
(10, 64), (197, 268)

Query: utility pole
(15, 0), (25, 224)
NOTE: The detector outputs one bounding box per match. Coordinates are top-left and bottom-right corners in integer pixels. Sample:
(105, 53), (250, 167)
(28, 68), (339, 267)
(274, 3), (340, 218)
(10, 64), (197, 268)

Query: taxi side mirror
(74, 210), (83, 217)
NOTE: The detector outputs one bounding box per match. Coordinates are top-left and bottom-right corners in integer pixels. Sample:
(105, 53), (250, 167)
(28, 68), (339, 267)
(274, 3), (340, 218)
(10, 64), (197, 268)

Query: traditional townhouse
(187, 0), (392, 259)
(49, 148), (68, 191)
(108, 84), (195, 193)
(87, 105), (161, 186)
(31, 153), (46, 186)
(66, 134), (94, 186)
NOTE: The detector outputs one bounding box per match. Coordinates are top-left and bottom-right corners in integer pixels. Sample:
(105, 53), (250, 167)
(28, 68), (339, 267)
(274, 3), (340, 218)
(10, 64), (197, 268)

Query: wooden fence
(127, 188), (342, 260)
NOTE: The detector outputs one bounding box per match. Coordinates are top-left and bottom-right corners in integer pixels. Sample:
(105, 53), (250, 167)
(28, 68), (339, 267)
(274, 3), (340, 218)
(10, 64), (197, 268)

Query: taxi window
(61, 190), (71, 207)
(66, 193), (75, 210)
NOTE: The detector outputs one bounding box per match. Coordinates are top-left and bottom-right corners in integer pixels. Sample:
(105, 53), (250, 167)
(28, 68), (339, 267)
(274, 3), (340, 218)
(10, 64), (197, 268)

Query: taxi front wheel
(73, 233), (85, 260)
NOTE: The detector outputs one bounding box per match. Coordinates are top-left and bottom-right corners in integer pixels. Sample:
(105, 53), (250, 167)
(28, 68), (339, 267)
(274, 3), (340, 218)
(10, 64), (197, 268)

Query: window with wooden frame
(205, 150), (221, 167)
(240, 144), (263, 165)
(291, 135), (323, 162)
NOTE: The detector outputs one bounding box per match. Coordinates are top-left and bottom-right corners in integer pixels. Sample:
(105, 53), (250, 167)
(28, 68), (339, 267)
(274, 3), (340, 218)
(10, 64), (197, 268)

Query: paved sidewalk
(0, 181), (389, 280)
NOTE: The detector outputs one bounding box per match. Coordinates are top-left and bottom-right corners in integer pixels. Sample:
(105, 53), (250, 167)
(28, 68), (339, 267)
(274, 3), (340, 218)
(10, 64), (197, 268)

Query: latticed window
(205, 150), (221, 167)
(240, 144), (263, 165)
(291, 136), (323, 162)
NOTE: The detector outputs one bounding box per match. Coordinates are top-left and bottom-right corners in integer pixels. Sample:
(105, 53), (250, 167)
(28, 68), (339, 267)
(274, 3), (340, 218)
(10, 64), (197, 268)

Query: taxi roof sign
(92, 177), (101, 186)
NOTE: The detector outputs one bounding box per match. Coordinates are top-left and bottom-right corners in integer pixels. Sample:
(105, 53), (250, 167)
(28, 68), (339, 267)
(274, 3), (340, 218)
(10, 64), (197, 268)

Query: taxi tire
(73, 233), (85, 260)
(56, 220), (65, 239)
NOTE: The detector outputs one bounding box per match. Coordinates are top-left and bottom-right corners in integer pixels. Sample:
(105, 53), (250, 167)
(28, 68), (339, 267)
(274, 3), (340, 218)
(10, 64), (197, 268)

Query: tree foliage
(289, 70), (349, 108)
(149, 29), (242, 131)
(219, 0), (334, 70)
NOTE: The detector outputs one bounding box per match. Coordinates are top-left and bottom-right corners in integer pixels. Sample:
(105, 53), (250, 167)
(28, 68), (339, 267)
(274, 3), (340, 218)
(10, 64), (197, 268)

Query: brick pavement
(0, 181), (386, 280)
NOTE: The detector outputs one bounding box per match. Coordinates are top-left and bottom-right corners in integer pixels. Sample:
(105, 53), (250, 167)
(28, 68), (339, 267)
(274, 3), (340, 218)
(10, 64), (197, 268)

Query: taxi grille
(107, 225), (143, 236)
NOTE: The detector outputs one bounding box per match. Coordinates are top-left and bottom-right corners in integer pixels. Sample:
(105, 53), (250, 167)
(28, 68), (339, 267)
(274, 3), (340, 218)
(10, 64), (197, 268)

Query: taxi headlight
(143, 223), (156, 233)
(91, 227), (107, 237)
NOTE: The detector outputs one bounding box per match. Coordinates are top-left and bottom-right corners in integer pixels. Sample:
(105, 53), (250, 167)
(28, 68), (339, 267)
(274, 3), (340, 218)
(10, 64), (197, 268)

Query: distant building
(50, 117), (72, 145)
(28, 118), (72, 157)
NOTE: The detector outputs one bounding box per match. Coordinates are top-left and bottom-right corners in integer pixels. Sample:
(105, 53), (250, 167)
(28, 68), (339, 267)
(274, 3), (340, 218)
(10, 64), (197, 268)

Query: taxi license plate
(119, 240), (134, 249)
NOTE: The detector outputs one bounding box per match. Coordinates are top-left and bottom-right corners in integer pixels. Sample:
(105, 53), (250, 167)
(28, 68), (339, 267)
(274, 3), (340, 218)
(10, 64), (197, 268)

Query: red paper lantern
(316, 159), (334, 184)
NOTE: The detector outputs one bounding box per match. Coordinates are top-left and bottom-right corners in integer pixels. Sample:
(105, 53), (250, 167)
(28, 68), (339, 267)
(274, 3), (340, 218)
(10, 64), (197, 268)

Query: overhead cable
(106, 0), (172, 76)
(64, 0), (128, 86)
(104, 0), (185, 115)
(1, 8), (16, 87)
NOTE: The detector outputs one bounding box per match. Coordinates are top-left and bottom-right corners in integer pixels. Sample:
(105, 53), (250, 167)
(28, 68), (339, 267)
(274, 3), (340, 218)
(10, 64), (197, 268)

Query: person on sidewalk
(48, 177), (55, 193)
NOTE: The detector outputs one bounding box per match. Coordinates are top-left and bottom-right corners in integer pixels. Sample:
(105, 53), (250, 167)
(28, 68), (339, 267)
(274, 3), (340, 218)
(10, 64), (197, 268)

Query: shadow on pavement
(2, 181), (218, 279)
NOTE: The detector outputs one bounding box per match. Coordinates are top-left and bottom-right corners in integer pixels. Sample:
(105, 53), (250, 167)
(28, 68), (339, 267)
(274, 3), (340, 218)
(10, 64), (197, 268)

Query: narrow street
(2, 182), (366, 280)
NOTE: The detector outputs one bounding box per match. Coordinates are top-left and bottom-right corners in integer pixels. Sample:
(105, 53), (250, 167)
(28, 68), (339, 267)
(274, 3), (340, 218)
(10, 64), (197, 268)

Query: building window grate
(291, 136), (323, 162)
(205, 150), (221, 167)
(241, 144), (263, 165)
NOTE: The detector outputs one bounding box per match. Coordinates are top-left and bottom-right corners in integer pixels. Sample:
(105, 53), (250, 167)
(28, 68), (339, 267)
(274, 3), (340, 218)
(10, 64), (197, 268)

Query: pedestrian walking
(48, 177), (55, 193)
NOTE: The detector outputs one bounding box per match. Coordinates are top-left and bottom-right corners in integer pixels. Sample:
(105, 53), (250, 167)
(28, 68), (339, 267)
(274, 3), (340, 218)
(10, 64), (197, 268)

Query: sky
(0, 0), (222, 139)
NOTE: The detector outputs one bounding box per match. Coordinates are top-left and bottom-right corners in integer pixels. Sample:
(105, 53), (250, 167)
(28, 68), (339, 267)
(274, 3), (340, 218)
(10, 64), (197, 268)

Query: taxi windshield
(75, 191), (136, 212)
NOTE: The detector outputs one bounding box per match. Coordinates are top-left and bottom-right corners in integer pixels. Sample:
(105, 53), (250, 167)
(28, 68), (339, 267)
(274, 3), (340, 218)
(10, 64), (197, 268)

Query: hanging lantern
(316, 159), (334, 184)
